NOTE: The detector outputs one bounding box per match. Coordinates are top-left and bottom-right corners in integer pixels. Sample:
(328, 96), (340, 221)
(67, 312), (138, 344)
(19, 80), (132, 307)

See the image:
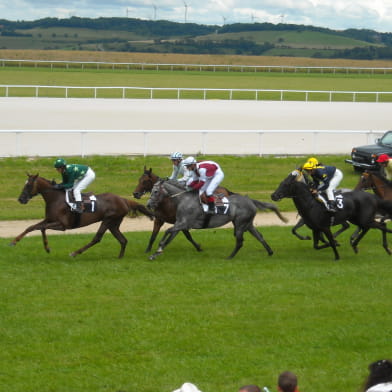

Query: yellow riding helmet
(302, 162), (314, 171)
(307, 157), (319, 166)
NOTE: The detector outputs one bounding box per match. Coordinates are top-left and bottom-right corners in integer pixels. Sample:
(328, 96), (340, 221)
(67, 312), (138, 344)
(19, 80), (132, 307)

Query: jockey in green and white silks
(53, 158), (96, 213)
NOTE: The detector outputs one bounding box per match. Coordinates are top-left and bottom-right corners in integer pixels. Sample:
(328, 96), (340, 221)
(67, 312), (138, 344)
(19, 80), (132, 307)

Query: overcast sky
(1, 0), (392, 33)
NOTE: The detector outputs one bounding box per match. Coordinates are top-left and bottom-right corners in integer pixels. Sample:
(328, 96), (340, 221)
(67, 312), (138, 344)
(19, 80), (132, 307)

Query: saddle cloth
(316, 191), (344, 210)
(65, 190), (97, 213)
(200, 192), (230, 215)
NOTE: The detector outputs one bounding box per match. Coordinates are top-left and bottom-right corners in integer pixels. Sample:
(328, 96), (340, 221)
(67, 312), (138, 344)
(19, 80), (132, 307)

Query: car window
(381, 132), (392, 146)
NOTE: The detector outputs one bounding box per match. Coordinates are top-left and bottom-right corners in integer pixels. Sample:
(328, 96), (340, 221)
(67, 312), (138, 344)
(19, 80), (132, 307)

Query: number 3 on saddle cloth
(200, 192), (230, 215)
(65, 190), (97, 213)
(314, 191), (344, 210)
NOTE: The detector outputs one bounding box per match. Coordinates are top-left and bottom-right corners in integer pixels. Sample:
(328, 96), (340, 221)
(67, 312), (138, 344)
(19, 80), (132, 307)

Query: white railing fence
(1, 84), (391, 102)
(1, 59), (392, 75)
(0, 129), (386, 158)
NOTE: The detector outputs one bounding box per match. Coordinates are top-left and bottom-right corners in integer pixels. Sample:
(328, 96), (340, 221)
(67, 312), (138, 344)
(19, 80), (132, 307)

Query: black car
(345, 130), (392, 171)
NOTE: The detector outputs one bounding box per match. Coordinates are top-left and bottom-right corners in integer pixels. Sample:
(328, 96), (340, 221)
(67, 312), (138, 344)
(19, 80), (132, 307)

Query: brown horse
(355, 170), (392, 200)
(10, 174), (154, 258)
(133, 166), (232, 252)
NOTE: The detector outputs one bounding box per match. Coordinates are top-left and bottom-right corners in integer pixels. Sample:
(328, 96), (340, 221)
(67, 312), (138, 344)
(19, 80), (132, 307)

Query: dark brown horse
(10, 174), (154, 258)
(355, 170), (392, 200)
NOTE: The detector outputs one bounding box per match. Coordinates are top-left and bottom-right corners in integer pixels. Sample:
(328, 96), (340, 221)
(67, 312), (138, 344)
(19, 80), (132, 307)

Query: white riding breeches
(73, 167), (96, 202)
(326, 168), (343, 201)
(200, 169), (224, 197)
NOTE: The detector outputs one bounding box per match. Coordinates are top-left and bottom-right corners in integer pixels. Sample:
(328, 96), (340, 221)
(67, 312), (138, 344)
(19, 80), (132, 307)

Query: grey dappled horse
(147, 180), (287, 260)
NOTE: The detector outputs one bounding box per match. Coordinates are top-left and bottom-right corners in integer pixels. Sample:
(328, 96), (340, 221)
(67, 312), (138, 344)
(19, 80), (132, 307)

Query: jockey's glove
(53, 184), (64, 189)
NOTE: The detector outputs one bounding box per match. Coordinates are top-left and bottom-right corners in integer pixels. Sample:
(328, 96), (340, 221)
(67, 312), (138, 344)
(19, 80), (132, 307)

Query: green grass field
(0, 66), (392, 101)
(1, 56), (391, 391)
(1, 227), (391, 392)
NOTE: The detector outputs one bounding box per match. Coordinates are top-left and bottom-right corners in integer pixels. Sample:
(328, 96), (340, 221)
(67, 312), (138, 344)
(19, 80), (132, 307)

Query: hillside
(0, 17), (391, 59)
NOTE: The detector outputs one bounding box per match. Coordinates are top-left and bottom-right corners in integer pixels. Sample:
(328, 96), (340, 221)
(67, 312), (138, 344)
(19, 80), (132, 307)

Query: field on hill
(1, 49), (392, 68)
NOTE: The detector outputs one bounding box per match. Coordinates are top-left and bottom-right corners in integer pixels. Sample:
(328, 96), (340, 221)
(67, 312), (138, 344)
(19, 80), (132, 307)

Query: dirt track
(0, 212), (300, 238)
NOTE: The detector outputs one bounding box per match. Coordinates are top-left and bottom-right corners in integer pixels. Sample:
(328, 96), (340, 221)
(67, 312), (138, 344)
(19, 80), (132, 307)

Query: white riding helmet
(170, 151), (183, 160)
(183, 156), (197, 166)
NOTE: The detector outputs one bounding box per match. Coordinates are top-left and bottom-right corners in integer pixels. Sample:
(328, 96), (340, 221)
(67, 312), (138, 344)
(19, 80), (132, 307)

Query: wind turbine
(222, 15), (227, 25)
(126, 7), (131, 18)
(152, 4), (157, 20)
(280, 14), (285, 24)
(183, 1), (189, 23)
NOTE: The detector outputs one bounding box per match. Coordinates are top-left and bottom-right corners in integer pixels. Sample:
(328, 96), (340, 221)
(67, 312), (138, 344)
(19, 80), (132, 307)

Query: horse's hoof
(268, 250), (273, 256)
(148, 254), (157, 261)
(8, 241), (16, 247)
(69, 252), (77, 257)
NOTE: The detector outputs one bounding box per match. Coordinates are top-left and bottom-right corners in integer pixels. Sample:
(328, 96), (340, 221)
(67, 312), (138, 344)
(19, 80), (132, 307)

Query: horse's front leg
(149, 226), (180, 260)
(41, 229), (50, 253)
(145, 218), (164, 253)
(292, 218), (311, 240)
(10, 220), (64, 250)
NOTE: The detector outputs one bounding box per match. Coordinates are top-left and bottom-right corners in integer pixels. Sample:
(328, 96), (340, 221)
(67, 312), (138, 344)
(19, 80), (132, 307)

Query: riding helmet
(54, 158), (67, 168)
(170, 151), (183, 160)
(183, 156), (197, 166)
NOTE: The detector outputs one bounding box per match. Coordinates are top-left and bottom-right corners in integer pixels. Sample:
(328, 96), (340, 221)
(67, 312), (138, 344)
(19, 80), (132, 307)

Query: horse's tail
(250, 198), (289, 223)
(125, 199), (155, 220)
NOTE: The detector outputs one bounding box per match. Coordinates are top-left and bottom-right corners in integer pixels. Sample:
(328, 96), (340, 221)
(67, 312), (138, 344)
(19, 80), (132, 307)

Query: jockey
(376, 154), (392, 181)
(183, 156), (225, 214)
(53, 158), (96, 213)
(302, 160), (343, 212)
(168, 151), (191, 184)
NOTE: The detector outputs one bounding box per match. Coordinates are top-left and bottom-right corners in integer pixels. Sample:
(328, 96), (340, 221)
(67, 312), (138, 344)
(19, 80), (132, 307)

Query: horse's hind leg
(182, 230), (202, 252)
(247, 226), (273, 256)
(70, 221), (108, 257)
(350, 227), (369, 254)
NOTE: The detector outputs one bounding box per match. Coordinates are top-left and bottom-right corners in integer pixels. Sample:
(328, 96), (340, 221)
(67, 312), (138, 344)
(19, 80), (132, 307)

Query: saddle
(65, 190), (97, 213)
(314, 190), (344, 211)
(200, 192), (230, 215)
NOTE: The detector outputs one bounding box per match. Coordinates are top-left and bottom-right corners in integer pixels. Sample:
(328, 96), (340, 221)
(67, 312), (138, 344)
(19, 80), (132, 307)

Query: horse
(133, 166), (290, 252)
(271, 170), (392, 260)
(288, 169), (350, 242)
(146, 180), (288, 260)
(10, 174), (155, 258)
(354, 170), (392, 200)
(132, 166), (234, 253)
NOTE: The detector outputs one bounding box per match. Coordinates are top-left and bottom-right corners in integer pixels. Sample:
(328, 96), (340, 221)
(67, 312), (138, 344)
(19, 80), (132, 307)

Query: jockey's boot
(327, 200), (337, 213)
(74, 201), (84, 214)
(206, 201), (215, 215)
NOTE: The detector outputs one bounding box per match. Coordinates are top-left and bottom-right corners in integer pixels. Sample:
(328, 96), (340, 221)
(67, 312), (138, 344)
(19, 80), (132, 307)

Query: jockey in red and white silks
(186, 160), (224, 195)
(183, 157), (224, 214)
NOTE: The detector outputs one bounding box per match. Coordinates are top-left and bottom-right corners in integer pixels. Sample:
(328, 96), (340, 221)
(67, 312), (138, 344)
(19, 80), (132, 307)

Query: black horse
(271, 171), (392, 260)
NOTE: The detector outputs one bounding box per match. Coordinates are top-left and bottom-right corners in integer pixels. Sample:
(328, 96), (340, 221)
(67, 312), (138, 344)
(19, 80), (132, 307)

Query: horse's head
(271, 170), (302, 201)
(133, 166), (158, 199)
(147, 180), (167, 210)
(355, 171), (372, 191)
(18, 173), (40, 204)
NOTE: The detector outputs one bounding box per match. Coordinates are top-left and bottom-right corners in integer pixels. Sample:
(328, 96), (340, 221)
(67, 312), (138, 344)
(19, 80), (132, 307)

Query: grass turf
(1, 227), (391, 392)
